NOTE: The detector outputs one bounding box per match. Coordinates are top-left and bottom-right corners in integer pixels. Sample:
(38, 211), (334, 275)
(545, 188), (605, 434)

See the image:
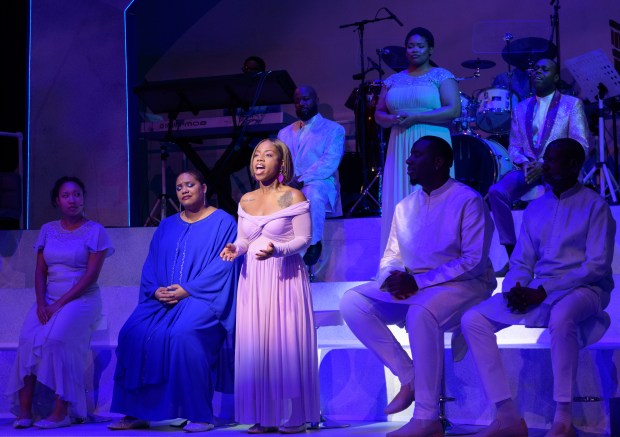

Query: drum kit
(345, 36), (558, 198)
(451, 36), (557, 196)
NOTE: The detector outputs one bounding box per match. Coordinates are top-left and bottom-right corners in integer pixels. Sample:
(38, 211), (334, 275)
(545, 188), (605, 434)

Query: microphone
(385, 7), (403, 27)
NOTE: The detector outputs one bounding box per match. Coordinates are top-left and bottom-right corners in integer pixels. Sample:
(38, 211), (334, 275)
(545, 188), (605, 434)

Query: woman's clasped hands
(155, 284), (189, 305)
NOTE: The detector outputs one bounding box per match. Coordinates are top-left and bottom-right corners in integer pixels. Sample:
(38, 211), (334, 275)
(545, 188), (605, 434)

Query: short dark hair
(178, 169), (206, 185)
(545, 138), (586, 169)
(243, 56), (266, 72)
(51, 176), (86, 207)
(417, 135), (453, 169)
(404, 27), (435, 48)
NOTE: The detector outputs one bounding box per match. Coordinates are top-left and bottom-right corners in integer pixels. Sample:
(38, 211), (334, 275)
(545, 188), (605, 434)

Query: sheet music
(565, 49), (620, 100)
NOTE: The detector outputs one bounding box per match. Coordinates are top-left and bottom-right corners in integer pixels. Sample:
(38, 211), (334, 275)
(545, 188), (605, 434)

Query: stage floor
(0, 418), (605, 437)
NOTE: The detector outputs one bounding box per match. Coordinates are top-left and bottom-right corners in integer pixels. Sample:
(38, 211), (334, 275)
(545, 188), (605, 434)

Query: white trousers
(339, 290), (446, 420)
(461, 287), (601, 403)
(302, 182), (329, 245)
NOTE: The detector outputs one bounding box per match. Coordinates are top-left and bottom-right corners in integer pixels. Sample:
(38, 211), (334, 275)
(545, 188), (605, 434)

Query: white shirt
(277, 113), (344, 185)
(476, 183), (615, 344)
(354, 179), (496, 326)
(532, 92), (555, 148)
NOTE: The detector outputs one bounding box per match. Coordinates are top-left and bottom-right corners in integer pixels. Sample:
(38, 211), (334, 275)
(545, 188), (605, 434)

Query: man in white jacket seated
(461, 138), (615, 437)
(340, 135), (496, 437)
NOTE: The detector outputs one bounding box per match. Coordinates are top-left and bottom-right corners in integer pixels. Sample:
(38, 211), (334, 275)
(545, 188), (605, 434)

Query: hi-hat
(461, 59), (496, 70)
(502, 37), (557, 70)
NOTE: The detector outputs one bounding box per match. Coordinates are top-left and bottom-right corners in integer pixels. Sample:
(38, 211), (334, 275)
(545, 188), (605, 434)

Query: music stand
(134, 71), (296, 222)
(566, 50), (620, 201)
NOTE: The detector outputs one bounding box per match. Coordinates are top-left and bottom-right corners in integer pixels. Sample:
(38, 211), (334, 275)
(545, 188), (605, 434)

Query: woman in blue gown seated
(109, 170), (240, 433)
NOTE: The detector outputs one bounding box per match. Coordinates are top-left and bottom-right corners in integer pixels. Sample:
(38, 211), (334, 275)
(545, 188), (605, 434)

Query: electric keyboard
(140, 112), (295, 140)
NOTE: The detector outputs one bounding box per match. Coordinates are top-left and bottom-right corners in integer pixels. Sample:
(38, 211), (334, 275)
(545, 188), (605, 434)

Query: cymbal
(461, 59), (496, 70)
(379, 46), (408, 72)
(502, 37), (557, 70)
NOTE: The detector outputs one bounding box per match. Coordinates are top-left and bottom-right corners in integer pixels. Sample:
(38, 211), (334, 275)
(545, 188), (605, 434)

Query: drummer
(492, 66), (532, 101)
(487, 58), (590, 276)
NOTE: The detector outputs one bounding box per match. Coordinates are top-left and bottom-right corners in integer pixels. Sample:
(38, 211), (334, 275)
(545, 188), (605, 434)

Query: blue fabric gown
(111, 210), (239, 422)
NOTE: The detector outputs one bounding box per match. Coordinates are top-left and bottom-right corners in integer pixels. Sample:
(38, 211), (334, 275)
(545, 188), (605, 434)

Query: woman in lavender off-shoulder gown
(221, 139), (320, 434)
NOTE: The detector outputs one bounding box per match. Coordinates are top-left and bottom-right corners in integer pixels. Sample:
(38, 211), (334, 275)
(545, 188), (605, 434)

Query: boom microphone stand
(347, 54), (386, 217)
(340, 8), (401, 216)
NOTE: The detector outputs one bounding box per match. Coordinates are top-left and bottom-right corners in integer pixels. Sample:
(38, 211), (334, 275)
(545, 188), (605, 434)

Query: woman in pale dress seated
(374, 27), (461, 253)
(6, 176), (114, 429)
(220, 138), (320, 434)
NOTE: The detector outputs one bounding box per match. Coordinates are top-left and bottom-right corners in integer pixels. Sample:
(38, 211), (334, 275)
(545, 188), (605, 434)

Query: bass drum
(452, 134), (513, 196)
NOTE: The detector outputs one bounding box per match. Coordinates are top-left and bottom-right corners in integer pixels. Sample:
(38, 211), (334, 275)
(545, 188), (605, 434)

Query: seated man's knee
(339, 289), (366, 322)
(406, 304), (436, 329)
(487, 182), (505, 201)
(548, 308), (577, 337)
(460, 308), (484, 337)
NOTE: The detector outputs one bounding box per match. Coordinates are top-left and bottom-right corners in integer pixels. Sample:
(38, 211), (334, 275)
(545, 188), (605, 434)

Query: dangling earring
(203, 190), (207, 207)
(277, 169), (284, 184)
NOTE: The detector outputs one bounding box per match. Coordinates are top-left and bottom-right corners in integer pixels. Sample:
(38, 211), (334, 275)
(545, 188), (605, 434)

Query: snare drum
(475, 87), (519, 134)
(452, 92), (477, 133)
(452, 134), (513, 196)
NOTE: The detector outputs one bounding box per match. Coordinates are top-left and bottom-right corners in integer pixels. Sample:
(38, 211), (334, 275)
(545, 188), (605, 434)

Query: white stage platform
(1, 208), (620, 435)
(0, 418), (574, 437)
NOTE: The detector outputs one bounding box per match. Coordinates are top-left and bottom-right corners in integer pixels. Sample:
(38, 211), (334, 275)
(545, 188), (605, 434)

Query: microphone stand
(550, 0), (561, 73)
(347, 53), (386, 217)
(504, 34), (516, 118)
(340, 12), (396, 216)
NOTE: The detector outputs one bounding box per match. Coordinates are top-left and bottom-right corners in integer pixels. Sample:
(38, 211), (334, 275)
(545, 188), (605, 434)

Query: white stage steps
(2, 212), (620, 434)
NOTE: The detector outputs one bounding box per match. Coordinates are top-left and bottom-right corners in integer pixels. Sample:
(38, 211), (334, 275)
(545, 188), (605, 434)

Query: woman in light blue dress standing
(375, 27), (461, 253)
